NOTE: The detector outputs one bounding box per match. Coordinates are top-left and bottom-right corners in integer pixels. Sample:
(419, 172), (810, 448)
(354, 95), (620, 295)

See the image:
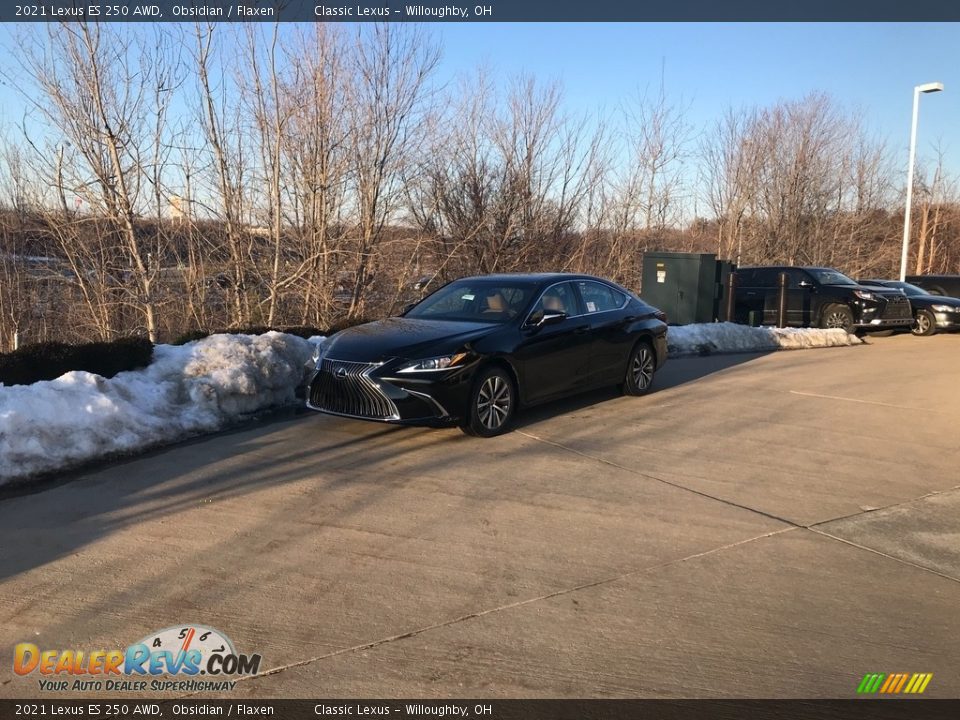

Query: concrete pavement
(1, 333), (958, 698)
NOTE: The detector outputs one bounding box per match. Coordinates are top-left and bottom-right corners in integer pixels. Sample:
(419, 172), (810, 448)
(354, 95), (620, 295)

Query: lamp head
(917, 82), (944, 94)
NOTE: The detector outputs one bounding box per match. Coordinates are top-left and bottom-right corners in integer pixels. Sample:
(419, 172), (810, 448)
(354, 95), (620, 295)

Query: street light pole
(900, 82), (944, 282)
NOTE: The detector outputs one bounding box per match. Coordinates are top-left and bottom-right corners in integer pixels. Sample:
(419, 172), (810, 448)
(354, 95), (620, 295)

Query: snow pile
(667, 322), (863, 357)
(0, 332), (323, 485)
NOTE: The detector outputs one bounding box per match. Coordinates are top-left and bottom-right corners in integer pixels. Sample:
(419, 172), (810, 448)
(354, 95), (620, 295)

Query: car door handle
(574, 325), (590, 335)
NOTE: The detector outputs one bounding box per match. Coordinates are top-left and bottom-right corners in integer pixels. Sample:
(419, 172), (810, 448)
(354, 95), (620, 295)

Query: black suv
(733, 266), (912, 332)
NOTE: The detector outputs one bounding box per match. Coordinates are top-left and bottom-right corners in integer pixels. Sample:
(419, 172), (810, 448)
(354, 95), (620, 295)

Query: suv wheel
(821, 304), (854, 333)
(462, 366), (516, 437)
(912, 309), (937, 336)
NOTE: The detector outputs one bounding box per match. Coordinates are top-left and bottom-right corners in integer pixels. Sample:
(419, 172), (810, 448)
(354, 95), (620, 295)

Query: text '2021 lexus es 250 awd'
(306, 273), (669, 437)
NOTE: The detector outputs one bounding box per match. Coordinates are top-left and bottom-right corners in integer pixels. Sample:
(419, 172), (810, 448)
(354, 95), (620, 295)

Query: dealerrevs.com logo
(14, 624), (262, 693)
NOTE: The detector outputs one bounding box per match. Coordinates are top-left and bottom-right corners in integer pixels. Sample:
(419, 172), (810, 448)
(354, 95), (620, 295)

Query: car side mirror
(527, 309), (566, 328)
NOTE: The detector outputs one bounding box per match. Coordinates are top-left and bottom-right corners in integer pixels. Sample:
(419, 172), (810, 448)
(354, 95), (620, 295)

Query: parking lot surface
(1, 333), (959, 698)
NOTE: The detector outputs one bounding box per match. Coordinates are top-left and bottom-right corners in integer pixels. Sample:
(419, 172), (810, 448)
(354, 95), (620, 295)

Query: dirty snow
(0, 332), (324, 485)
(667, 322), (863, 357)
(0, 322), (858, 485)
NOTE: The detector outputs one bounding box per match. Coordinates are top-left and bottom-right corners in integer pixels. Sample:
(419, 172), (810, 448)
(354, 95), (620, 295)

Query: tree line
(0, 22), (957, 350)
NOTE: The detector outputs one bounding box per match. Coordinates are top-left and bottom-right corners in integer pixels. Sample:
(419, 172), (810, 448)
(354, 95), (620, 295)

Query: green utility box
(640, 252), (736, 324)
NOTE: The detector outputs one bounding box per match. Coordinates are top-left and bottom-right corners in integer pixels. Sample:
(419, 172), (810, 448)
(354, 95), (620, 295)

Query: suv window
(735, 269), (757, 286)
(786, 269), (813, 289)
(808, 268), (857, 286)
(751, 268), (781, 288)
(576, 281), (625, 313)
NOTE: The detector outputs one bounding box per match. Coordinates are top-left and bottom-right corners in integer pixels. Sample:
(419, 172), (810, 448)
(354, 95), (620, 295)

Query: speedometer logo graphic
(136, 625), (235, 659)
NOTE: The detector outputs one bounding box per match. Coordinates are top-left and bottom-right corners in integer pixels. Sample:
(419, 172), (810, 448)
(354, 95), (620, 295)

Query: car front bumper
(855, 295), (913, 329)
(305, 357), (475, 427)
(932, 309), (960, 330)
(855, 317), (914, 329)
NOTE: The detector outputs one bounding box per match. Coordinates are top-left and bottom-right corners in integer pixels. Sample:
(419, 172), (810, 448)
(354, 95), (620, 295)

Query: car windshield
(891, 282), (929, 297)
(405, 281), (535, 323)
(808, 269), (857, 285)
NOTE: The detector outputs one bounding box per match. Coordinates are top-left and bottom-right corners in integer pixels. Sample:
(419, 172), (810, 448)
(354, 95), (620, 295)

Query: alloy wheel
(914, 313), (931, 335)
(825, 311), (848, 329)
(477, 375), (511, 430)
(632, 346), (654, 391)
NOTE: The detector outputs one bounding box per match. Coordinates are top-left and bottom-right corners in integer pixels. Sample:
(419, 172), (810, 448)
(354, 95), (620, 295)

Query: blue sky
(434, 22), (960, 174)
(1, 22), (957, 186)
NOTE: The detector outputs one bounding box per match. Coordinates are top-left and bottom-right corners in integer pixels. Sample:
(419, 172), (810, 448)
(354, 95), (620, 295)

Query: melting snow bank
(667, 322), (863, 357)
(0, 332), (323, 485)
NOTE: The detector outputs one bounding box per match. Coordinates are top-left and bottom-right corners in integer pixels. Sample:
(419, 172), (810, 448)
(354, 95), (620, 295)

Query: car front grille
(881, 295), (912, 319)
(309, 359), (399, 420)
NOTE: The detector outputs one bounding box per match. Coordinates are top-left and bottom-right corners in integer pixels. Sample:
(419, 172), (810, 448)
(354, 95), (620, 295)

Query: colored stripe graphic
(858, 673), (932, 694)
(893, 674), (909, 693)
(857, 673), (885, 693)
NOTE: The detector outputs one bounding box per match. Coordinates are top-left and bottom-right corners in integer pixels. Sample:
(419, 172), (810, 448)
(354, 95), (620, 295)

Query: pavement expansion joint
(215, 526), (798, 691)
(516, 430), (960, 588)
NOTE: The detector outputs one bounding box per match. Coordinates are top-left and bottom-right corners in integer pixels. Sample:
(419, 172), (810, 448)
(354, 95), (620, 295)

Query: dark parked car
(905, 274), (960, 297)
(733, 266), (912, 333)
(860, 280), (960, 336)
(306, 273), (668, 437)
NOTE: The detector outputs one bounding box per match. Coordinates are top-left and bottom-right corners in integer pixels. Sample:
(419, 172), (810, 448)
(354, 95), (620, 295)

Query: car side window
(752, 269), (779, 288)
(576, 281), (625, 313)
(535, 283), (578, 315)
(786, 269), (812, 289)
(735, 269), (756, 286)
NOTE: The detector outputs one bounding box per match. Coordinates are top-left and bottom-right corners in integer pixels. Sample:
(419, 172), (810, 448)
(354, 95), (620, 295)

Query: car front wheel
(623, 341), (656, 396)
(821, 304), (854, 333)
(462, 366), (516, 437)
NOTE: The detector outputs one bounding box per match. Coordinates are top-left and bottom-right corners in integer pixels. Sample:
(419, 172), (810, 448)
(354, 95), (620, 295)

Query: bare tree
(6, 23), (187, 341)
(344, 24), (440, 317)
(193, 22), (251, 326)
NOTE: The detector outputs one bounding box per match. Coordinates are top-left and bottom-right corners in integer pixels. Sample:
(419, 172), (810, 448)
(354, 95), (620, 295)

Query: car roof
(454, 272), (606, 284)
(737, 266), (845, 272)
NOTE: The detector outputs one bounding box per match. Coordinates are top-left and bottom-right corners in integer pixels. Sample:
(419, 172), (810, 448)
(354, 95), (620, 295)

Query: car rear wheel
(623, 341), (656, 396)
(462, 366), (516, 437)
(912, 309), (937, 336)
(821, 304), (854, 333)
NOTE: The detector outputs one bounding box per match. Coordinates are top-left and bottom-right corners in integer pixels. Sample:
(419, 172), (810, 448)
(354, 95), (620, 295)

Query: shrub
(325, 317), (373, 335)
(0, 337), (154, 387)
(171, 329), (210, 345)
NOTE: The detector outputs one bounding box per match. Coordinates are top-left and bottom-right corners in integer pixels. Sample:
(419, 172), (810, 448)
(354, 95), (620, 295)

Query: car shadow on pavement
(514, 350), (771, 430)
(0, 350), (770, 588)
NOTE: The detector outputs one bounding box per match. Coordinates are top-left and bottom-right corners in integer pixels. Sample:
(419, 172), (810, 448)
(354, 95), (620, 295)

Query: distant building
(170, 195), (189, 222)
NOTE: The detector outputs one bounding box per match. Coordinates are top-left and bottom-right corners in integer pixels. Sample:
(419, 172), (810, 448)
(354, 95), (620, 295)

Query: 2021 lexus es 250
(306, 273), (668, 437)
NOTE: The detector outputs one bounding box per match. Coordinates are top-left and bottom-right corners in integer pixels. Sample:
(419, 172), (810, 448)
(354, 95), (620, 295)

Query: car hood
(825, 283), (904, 298)
(322, 317), (501, 362)
(911, 295), (960, 308)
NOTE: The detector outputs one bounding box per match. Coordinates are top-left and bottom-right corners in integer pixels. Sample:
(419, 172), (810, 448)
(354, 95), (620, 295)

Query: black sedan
(860, 280), (960, 336)
(306, 273), (669, 437)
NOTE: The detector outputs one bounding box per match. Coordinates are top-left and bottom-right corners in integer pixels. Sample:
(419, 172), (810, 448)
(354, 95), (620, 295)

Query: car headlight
(931, 304), (954, 313)
(397, 352), (469, 373)
(853, 290), (876, 300)
(310, 342), (326, 366)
